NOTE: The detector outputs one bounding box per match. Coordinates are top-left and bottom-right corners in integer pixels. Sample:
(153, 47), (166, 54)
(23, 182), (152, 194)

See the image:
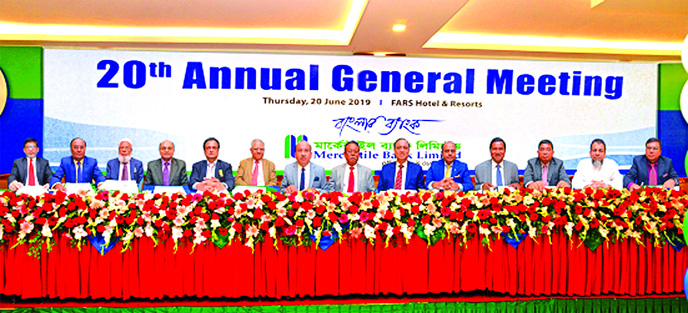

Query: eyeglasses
(24, 145), (37, 149)
(252, 148), (265, 151)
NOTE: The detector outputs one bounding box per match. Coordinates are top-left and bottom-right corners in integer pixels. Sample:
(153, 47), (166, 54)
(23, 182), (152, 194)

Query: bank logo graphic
(284, 135), (309, 158)
(0, 67), (7, 117)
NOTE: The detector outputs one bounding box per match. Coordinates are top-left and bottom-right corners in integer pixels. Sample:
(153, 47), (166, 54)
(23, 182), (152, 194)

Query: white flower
(364, 224), (375, 239)
(73, 226), (88, 240)
(41, 223), (53, 238)
(134, 227), (145, 238)
(210, 219), (221, 228)
(172, 226), (184, 241)
(145, 224), (154, 237)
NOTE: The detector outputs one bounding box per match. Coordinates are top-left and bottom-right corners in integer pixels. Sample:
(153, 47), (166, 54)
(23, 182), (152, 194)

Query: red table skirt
(1, 233), (686, 300)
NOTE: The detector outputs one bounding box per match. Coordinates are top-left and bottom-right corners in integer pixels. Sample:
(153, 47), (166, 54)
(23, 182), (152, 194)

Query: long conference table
(1, 231), (685, 300)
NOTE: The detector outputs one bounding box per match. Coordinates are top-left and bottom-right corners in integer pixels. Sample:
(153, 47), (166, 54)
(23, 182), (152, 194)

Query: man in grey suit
(474, 137), (520, 190)
(145, 140), (188, 186)
(523, 139), (570, 191)
(327, 141), (375, 193)
(281, 141), (327, 193)
(8, 138), (53, 191)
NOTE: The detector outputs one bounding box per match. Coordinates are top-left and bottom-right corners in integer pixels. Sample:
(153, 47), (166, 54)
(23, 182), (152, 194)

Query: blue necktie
(77, 161), (82, 184)
(299, 167), (305, 191)
(496, 164), (503, 187)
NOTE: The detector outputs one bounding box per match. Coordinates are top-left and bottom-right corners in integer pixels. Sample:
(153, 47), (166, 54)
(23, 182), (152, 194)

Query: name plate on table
(16, 186), (48, 197)
(152, 186), (187, 195)
(64, 183), (94, 195)
(100, 180), (139, 194)
(233, 185), (267, 195)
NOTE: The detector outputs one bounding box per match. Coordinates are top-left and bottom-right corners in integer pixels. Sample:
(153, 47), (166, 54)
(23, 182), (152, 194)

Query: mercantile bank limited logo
(284, 135), (309, 158)
(0, 67), (7, 117)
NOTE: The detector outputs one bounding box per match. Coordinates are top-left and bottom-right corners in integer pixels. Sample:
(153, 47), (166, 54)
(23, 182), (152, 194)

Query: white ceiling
(0, 0), (686, 61)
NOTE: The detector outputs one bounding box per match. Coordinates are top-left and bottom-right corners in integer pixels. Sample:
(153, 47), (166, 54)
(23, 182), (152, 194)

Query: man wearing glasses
(326, 141), (375, 193)
(624, 137), (678, 190)
(189, 137), (235, 192)
(8, 138), (53, 191)
(105, 138), (144, 185)
(235, 139), (278, 186)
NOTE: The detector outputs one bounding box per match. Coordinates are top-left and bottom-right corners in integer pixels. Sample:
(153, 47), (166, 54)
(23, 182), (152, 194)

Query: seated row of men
(7, 135), (679, 193)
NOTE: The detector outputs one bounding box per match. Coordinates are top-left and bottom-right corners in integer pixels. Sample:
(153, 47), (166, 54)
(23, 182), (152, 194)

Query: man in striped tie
(377, 138), (425, 192)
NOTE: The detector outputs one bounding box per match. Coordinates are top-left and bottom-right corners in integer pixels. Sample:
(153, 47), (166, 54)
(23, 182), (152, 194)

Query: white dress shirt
(572, 158), (623, 189)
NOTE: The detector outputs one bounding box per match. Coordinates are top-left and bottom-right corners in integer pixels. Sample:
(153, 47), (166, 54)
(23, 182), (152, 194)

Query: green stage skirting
(7, 298), (688, 313)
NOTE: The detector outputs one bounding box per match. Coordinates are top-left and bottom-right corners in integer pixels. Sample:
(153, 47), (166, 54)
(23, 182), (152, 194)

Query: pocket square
(662, 173), (667, 177)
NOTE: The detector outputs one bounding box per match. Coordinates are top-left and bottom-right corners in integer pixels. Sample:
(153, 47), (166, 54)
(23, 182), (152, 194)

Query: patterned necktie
(299, 167), (306, 191)
(122, 163), (129, 181)
(444, 163), (451, 179)
(649, 163), (658, 185)
(541, 165), (548, 186)
(251, 160), (260, 186)
(348, 166), (355, 193)
(394, 164), (404, 189)
(76, 161), (82, 183)
(163, 161), (170, 186)
(496, 164), (503, 187)
(28, 158), (36, 186)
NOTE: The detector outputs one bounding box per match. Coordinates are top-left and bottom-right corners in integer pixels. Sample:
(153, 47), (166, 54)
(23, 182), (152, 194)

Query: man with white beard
(571, 138), (622, 189)
(105, 138), (144, 184)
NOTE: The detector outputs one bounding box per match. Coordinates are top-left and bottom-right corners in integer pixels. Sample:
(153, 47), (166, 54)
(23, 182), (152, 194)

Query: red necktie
(28, 158), (36, 186)
(251, 160), (260, 186)
(649, 163), (658, 185)
(394, 164), (404, 189)
(347, 166), (355, 193)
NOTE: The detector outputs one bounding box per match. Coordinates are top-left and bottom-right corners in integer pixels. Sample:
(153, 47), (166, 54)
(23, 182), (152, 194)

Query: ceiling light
(392, 24), (406, 32)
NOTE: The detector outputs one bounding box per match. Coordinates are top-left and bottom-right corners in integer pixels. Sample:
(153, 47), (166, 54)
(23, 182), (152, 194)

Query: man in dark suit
(105, 138), (144, 185)
(145, 140), (188, 186)
(426, 141), (474, 191)
(8, 138), (53, 191)
(523, 139), (570, 191)
(189, 137), (235, 192)
(474, 137), (520, 190)
(281, 140), (327, 193)
(623, 137), (679, 190)
(377, 138), (424, 191)
(50, 137), (106, 191)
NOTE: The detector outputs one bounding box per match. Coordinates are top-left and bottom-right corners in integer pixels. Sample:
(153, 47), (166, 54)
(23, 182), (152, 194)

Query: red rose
(313, 217), (322, 227)
(254, 209), (264, 220)
(590, 218), (599, 228)
(456, 211), (465, 221)
(574, 221), (583, 231)
(315, 204), (326, 214)
(519, 214), (527, 222)
(295, 219), (304, 227)
(260, 221), (269, 231)
(489, 217), (497, 224)
(379, 221), (388, 231)
(328, 212), (338, 223)
(183, 229), (192, 237)
(461, 198), (472, 208)
(261, 194), (272, 203)
(97, 225), (105, 233)
(541, 197), (551, 206)
(501, 225), (511, 233)
(529, 213), (539, 221)
(466, 223), (477, 233)
(303, 202), (315, 211)
(275, 218), (285, 227)
(542, 215), (551, 223)
(411, 205), (420, 215)
(384, 210), (394, 220)
(267, 202), (277, 210)
(371, 199), (380, 208)
(232, 222), (243, 233)
(421, 215), (431, 225)
(407, 218), (416, 227)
